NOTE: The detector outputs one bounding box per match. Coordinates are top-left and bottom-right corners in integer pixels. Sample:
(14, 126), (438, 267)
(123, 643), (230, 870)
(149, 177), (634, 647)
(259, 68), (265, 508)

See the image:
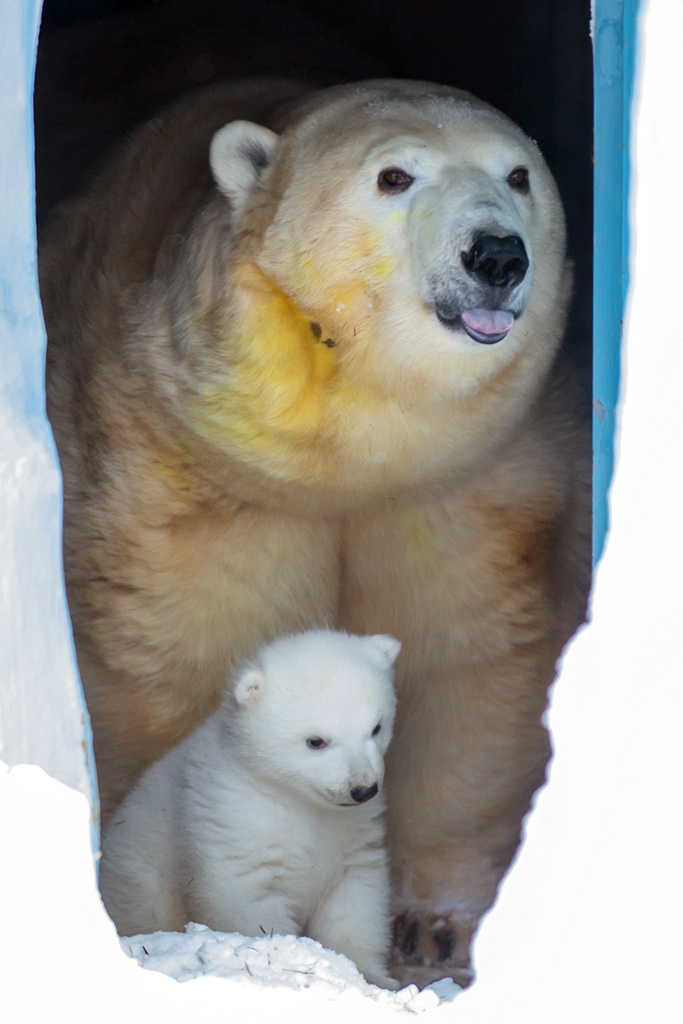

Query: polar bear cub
(99, 629), (400, 988)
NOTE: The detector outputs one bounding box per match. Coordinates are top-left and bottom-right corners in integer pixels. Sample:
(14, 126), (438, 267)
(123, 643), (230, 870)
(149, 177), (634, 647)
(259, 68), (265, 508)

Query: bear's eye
(306, 736), (327, 750)
(507, 166), (530, 194)
(372, 723), (382, 737)
(377, 167), (414, 194)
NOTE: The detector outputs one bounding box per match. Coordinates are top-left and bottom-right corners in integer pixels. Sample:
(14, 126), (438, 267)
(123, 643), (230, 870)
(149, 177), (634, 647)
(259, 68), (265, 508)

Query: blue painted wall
(593, 0), (639, 562)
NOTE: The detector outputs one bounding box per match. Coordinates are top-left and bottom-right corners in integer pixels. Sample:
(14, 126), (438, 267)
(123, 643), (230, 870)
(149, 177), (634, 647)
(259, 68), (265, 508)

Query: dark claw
(403, 920), (420, 956)
(436, 929), (456, 962)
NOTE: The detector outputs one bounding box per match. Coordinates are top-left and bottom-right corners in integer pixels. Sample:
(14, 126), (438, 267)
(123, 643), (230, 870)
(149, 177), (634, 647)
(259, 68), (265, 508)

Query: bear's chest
(246, 790), (369, 910)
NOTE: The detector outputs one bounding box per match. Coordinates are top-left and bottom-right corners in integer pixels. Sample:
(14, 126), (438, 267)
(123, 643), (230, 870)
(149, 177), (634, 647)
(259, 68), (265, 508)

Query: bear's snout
(461, 233), (529, 291)
(350, 783), (379, 804)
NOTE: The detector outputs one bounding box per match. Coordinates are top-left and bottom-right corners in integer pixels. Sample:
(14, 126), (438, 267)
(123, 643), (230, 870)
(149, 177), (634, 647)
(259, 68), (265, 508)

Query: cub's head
(209, 79), (569, 399)
(227, 630), (400, 808)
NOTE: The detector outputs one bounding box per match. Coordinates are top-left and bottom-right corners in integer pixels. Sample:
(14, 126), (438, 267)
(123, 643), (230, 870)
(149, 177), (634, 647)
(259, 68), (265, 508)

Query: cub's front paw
(390, 911), (475, 990)
(363, 970), (401, 991)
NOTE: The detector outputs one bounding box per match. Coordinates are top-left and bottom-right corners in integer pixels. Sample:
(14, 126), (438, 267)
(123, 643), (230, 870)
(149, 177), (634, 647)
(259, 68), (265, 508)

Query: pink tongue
(461, 308), (514, 336)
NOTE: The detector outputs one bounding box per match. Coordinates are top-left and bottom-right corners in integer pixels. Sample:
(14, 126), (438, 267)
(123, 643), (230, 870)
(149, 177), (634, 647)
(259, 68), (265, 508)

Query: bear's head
(226, 629), (400, 809)
(193, 80), (572, 498)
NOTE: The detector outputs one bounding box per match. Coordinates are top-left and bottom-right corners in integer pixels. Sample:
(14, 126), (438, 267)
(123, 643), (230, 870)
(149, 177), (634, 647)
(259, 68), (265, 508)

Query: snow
(0, 762), (460, 1024)
(123, 925), (459, 1011)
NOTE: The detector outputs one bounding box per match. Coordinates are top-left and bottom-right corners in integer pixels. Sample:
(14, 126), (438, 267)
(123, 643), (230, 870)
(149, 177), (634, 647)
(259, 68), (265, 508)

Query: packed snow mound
(122, 924), (460, 1011)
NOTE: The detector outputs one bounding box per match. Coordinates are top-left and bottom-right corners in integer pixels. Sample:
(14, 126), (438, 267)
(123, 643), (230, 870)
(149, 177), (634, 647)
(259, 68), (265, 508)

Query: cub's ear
(209, 120), (279, 217)
(232, 665), (267, 707)
(367, 634), (402, 668)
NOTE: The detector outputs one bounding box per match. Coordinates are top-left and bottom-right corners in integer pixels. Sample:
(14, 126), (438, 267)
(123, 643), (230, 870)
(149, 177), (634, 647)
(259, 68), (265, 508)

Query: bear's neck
(189, 262), (532, 503)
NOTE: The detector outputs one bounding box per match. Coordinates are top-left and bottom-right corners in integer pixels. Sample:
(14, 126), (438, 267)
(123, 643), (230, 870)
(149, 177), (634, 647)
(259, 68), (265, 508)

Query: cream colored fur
(41, 78), (590, 988)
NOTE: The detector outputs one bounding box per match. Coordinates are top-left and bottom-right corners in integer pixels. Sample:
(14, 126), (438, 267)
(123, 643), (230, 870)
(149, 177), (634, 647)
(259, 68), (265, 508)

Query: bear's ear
(209, 120), (279, 217)
(233, 665), (267, 707)
(367, 634), (402, 668)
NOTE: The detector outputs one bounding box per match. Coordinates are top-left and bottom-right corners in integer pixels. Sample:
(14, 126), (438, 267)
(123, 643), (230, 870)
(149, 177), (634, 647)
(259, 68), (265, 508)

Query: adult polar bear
(41, 79), (590, 988)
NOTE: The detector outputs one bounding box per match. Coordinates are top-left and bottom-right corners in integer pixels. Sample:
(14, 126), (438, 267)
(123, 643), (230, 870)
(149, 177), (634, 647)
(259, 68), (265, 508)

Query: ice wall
(0, 0), (95, 804)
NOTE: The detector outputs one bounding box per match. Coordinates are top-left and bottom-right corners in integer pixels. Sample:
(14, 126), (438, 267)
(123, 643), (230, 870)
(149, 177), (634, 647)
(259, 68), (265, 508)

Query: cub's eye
(306, 736), (327, 750)
(507, 166), (530, 194)
(372, 723), (381, 737)
(377, 167), (414, 194)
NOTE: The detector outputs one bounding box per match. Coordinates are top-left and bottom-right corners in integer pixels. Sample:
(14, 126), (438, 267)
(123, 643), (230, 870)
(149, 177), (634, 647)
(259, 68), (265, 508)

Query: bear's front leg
(187, 873), (302, 942)
(384, 653), (554, 989)
(306, 859), (399, 990)
(341, 475), (588, 989)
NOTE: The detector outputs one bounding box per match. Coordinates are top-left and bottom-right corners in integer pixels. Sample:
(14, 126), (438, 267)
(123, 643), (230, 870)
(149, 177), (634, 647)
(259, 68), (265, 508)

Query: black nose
(461, 234), (529, 289)
(350, 783), (378, 804)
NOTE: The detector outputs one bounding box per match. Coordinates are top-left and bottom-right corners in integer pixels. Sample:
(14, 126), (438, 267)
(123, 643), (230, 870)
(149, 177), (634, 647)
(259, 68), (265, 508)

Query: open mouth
(436, 306), (515, 345)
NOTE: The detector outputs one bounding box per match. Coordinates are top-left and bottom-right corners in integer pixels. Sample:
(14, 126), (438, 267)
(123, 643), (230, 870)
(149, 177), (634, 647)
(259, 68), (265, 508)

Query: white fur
(209, 120), (278, 215)
(99, 630), (400, 989)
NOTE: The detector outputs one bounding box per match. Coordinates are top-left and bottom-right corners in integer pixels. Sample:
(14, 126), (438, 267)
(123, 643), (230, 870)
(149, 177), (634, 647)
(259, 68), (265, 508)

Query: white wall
(1, 0), (680, 1020)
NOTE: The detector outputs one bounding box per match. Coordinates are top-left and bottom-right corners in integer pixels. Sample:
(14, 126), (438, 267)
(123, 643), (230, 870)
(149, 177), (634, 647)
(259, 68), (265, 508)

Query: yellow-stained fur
(41, 79), (590, 988)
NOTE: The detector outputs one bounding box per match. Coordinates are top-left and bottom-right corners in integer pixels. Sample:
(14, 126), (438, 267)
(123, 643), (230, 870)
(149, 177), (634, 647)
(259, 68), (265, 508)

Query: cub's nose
(461, 234), (529, 289)
(350, 783), (379, 804)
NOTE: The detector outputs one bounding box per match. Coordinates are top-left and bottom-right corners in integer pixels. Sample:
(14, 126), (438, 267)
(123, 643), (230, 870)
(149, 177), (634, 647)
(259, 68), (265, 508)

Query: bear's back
(40, 80), (305, 318)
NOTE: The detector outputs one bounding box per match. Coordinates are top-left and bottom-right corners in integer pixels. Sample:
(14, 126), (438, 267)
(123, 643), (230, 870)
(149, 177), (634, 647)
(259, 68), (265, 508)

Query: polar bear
(41, 78), (591, 987)
(99, 630), (400, 990)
